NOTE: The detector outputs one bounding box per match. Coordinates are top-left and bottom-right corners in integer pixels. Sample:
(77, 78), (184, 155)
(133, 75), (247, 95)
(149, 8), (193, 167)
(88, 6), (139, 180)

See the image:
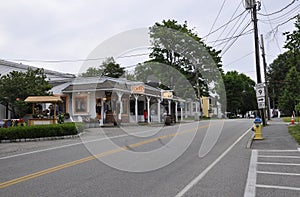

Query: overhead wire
(220, 19), (252, 56)
(205, 0), (227, 41)
(219, 10), (251, 55)
(258, 0), (298, 16)
(212, 0), (243, 47)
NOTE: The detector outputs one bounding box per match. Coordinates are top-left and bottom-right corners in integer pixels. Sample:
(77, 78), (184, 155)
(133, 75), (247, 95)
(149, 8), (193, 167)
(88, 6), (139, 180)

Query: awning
(24, 96), (62, 103)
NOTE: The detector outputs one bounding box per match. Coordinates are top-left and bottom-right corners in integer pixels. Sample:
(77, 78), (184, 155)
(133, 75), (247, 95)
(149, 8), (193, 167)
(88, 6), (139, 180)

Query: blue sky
(0, 0), (298, 81)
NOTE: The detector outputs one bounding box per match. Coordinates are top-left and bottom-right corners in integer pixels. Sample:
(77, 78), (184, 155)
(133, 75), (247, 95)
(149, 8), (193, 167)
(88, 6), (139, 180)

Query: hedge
(0, 122), (85, 141)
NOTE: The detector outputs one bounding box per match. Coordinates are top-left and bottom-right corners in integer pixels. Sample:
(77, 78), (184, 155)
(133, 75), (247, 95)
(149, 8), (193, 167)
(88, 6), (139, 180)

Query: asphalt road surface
(1, 119), (254, 197)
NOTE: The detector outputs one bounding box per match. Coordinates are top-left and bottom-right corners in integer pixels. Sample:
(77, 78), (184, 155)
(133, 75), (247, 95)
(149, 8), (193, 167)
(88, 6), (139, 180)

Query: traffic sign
(258, 101), (265, 109)
(256, 83), (265, 98)
(257, 97), (265, 103)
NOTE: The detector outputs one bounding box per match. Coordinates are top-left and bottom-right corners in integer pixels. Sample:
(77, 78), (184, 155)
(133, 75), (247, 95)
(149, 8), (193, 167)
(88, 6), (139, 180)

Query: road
(0, 119), (254, 197)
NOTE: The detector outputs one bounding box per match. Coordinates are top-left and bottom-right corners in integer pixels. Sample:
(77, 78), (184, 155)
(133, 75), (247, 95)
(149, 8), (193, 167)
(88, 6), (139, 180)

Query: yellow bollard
(253, 117), (263, 140)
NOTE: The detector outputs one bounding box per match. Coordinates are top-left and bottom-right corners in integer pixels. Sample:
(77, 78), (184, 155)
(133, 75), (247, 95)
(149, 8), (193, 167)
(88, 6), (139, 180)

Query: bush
(0, 122), (85, 141)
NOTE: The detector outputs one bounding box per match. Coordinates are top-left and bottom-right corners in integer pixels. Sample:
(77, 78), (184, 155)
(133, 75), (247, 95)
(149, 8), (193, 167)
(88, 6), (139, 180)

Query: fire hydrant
(253, 117), (263, 140)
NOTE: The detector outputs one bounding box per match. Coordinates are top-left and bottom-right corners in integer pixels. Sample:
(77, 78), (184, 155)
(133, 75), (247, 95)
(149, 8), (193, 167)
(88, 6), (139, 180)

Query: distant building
(0, 59), (75, 119)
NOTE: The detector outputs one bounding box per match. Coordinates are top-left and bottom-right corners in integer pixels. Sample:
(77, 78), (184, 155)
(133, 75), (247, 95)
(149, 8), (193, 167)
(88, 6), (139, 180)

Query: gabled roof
(61, 76), (162, 97)
(0, 59), (75, 83)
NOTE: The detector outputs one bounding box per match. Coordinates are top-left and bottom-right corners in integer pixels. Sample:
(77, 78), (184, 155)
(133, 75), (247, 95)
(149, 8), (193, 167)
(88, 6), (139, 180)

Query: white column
(185, 102), (188, 118)
(117, 91), (123, 121)
(100, 99), (104, 126)
(134, 95), (139, 123)
(147, 96), (150, 123)
(157, 98), (162, 123)
(175, 102), (178, 122)
(181, 107), (183, 121)
(168, 100), (171, 115)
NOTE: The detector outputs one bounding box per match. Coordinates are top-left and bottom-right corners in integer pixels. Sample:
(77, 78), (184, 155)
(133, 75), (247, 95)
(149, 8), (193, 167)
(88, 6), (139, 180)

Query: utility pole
(260, 34), (271, 120)
(247, 0), (266, 125)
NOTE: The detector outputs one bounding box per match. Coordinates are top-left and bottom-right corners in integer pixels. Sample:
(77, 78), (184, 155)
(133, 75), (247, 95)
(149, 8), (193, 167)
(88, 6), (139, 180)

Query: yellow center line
(0, 123), (213, 189)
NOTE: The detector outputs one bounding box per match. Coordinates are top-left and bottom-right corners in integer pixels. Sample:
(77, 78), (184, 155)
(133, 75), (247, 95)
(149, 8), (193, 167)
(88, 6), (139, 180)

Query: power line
(212, 0), (243, 47)
(223, 51), (254, 67)
(205, 0), (227, 41)
(258, 0), (298, 16)
(260, 1), (282, 53)
(212, 29), (253, 47)
(219, 8), (251, 54)
(3, 53), (150, 64)
(202, 10), (247, 39)
(220, 20), (252, 56)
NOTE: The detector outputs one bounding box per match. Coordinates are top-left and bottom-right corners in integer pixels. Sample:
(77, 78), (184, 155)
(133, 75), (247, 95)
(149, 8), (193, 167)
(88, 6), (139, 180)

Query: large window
(74, 96), (88, 113)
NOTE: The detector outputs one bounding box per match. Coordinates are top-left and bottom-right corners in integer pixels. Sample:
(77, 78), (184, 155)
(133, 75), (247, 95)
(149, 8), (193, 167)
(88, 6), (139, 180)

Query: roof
(0, 59), (75, 83)
(24, 96), (63, 103)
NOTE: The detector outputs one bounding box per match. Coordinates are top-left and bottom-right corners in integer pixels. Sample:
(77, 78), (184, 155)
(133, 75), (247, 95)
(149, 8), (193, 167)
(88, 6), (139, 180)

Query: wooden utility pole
(251, 1), (266, 125)
(260, 34), (271, 120)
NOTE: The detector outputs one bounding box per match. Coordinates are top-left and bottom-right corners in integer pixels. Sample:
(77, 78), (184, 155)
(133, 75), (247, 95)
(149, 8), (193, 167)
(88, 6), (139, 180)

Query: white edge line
(244, 149), (258, 197)
(175, 128), (251, 197)
(0, 128), (161, 160)
(256, 184), (300, 191)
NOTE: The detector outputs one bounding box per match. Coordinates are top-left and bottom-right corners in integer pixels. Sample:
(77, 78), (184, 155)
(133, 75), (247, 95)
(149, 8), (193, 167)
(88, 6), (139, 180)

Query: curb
(0, 134), (80, 143)
(246, 130), (255, 149)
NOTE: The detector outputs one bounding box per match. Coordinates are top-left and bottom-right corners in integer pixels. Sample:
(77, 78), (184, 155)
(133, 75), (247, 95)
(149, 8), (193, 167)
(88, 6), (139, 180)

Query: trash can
(165, 115), (171, 126)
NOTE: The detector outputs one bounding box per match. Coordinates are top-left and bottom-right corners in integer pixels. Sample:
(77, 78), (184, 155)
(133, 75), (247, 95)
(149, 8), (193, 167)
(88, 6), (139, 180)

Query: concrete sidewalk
(251, 118), (300, 150)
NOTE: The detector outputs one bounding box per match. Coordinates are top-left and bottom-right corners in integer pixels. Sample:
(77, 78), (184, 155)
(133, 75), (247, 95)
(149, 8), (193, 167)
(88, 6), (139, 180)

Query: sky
(0, 0), (299, 82)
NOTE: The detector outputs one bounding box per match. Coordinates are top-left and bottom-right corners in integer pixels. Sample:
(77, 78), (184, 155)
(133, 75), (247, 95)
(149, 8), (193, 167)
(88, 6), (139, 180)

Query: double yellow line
(1, 123), (210, 189)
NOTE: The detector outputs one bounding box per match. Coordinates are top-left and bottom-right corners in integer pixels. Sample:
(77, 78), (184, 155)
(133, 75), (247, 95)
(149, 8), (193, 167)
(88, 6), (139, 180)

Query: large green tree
(223, 71), (256, 116)
(134, 19), (224, 105)
(0, 68), (52, 118)
(267, 15), (300, 112)
(81, 57), (125, 78)
(279, 66), (300, 114)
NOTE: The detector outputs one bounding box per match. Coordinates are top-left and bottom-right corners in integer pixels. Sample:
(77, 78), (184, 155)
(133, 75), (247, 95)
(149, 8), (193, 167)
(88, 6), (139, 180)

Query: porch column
(134, 94), (139, 123)
(185, 102), (188, 118)
(180, 102), (183, 121)
(168, 100), (171, 115)
(100, 99), (104, 126)
(157, 98), (162, 123)
(147, 96), (150, 123)
(117, 91), (123, 121)
(175, 102), (178, 122)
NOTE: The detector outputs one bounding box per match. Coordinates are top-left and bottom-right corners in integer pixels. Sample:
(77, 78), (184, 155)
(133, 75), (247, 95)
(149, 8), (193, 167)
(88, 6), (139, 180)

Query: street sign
(256, 83), (265, 98)
(257, 97), (265, 103)
(258, 101), (265, 109)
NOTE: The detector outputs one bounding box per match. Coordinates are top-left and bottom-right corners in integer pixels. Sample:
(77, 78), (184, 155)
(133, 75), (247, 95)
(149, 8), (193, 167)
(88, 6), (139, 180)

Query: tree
(148, 20), (223, 99)
(81, 57), (125, 78)
(267, 15), (300, 110)
(0, 68), (52, 118)
(279, 66), (300, 115)
(223, 71), (256, 116)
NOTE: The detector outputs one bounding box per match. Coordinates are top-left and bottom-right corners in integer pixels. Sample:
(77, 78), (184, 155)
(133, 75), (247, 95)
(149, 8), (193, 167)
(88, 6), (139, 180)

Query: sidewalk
(251, 118), (300, 150)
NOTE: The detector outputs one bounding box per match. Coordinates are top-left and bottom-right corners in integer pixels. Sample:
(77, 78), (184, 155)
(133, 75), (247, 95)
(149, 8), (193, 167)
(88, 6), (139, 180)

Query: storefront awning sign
(131, 85), (145, 93)
(162, 91), (173, 99)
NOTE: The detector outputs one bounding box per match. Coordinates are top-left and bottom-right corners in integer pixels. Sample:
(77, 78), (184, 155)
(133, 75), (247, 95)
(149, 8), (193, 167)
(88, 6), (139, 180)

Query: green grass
(288, 124), (300, 145)
(282, 116), (300, 123)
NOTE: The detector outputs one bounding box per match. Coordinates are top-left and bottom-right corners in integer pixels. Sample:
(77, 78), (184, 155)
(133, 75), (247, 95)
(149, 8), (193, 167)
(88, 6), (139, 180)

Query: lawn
(288, 124), (300, 145)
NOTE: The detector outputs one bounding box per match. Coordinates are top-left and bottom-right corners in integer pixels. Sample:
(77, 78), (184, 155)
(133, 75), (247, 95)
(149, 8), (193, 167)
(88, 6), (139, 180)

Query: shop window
(74, 96), (88, 113)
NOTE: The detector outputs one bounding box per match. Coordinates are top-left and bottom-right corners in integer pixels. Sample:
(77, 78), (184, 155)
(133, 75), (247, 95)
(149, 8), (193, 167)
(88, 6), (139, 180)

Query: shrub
(0, 122), (85, 141)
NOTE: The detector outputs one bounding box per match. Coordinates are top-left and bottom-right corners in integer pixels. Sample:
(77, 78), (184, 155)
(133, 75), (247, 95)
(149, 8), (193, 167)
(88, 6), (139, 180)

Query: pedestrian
(143, 109), (148, 122)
